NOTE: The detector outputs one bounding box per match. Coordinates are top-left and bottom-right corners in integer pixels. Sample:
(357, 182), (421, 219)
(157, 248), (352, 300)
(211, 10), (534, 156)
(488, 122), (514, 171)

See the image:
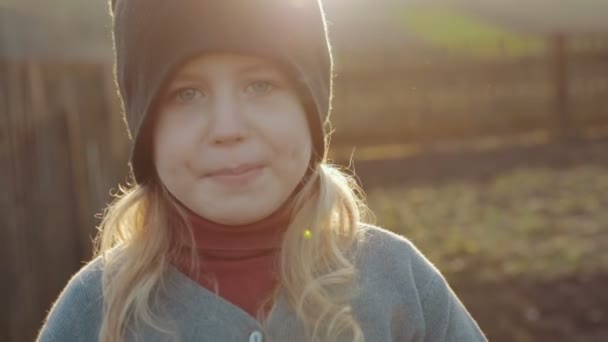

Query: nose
(207, 94), (248, 146)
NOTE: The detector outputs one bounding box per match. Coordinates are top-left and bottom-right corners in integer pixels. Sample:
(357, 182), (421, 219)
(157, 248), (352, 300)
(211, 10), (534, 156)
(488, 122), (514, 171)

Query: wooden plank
(549, 33), (575, 140)
(0, 59), (14, 342)
(4, 60), (32, 342)
(60, 68), (90, 259)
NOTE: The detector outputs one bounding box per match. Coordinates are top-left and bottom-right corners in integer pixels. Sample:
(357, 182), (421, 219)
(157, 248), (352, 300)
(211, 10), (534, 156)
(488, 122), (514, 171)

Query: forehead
(172, 53), (283, 80)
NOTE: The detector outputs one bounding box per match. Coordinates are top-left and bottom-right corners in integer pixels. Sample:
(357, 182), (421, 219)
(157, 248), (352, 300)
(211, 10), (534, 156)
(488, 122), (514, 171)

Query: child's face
(154, 53), (312, 225)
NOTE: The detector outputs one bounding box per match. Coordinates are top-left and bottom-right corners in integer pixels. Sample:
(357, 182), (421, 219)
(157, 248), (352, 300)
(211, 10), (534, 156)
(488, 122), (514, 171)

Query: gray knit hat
(110, 0), (334, 184)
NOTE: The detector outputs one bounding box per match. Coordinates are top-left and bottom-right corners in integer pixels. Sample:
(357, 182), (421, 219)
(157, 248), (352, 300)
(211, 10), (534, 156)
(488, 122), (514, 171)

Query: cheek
(287, 134), (311, 162)
(153, 115), (193, 178)
(267, 118), (312, 170)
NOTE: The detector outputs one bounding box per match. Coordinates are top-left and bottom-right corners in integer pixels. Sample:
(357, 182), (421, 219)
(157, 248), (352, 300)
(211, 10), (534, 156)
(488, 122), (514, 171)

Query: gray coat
(37, 224), (486, 342)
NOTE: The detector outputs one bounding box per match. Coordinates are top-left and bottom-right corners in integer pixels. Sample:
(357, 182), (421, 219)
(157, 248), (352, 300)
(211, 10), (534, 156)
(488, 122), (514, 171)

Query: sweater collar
(178, 201), (292, 253)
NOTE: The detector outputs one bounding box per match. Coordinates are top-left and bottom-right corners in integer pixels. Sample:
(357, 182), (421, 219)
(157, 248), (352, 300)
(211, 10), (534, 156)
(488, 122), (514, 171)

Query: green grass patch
(392, 6), (544, 58)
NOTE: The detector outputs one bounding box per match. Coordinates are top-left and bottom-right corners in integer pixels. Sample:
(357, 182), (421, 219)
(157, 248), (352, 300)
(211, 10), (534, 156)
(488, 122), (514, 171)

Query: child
(37, 1), (486, 341)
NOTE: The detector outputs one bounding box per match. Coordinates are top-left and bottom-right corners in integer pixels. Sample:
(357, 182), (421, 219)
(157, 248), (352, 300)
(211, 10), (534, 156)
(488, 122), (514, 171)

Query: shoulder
(37, 255), (105, 342)
(353, 224), (487, 341)
(62, 255), (105, 290)
(356, 223), (419, 251)
(354, 223), (441, 296)
(46, 254), (105, 309)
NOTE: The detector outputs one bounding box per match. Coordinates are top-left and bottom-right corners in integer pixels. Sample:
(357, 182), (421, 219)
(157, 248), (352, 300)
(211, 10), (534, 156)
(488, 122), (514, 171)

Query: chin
(197, 199), (280, 225)
(188, 181), (291, 224)
(209, 210), (270, 225)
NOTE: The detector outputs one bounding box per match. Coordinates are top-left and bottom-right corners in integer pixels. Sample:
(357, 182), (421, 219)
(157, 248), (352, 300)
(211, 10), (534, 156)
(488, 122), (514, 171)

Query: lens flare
(303, 229), (312, 239)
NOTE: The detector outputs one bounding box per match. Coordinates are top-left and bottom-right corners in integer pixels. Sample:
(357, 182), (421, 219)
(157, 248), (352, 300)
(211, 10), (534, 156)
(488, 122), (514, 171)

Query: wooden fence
(2, 34), (608, 341)
(331, 34), (608, 146)
(1, 60), (128, 342)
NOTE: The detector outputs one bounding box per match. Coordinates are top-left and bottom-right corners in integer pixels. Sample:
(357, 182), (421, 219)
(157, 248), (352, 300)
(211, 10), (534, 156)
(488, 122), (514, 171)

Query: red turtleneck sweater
(173, 206), (290, 319)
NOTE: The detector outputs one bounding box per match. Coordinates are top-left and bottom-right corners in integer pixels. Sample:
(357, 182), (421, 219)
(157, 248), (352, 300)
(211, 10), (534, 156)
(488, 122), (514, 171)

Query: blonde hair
(94, 161), (370, 342)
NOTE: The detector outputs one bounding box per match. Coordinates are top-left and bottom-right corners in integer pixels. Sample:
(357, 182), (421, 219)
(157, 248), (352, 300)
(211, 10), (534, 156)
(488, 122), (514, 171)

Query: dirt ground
(348, 138), (608, 342)
(455, 273), (608, 342)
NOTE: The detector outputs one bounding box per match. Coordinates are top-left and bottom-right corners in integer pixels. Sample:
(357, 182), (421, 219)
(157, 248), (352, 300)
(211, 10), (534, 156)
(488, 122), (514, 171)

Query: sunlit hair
(94, 159), (371, 342)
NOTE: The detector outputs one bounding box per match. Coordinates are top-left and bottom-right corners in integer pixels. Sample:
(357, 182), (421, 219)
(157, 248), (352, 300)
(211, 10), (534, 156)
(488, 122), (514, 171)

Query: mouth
(205, 163), (265, 177)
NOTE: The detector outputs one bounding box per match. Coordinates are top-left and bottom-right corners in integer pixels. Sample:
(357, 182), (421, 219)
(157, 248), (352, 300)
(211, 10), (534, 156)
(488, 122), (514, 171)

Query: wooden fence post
(548, 33), (575, 140)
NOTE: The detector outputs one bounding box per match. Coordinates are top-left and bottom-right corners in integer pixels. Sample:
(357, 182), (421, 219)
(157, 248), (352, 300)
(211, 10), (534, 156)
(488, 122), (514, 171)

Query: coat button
(249, 330), (263, 342)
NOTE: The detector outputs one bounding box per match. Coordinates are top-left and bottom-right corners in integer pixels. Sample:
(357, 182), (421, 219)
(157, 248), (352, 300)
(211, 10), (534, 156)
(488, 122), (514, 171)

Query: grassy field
(393, 6), (544, 59)
(359, 140), (608, 341)
(367, 165), (608, 281)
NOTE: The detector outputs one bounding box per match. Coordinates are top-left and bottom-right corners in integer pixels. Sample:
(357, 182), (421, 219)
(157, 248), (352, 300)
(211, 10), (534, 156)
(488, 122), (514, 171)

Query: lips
(205, 163), (264, 177)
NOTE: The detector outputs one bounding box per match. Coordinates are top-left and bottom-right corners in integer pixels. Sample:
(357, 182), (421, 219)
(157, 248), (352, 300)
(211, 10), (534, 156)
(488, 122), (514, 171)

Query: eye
(245, 80), (274, 95)
(172, 87), (203, 103)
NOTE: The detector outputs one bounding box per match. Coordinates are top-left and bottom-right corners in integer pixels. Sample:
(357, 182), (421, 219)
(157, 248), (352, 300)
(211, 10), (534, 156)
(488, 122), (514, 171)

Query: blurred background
(2, 0), (608, 341)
